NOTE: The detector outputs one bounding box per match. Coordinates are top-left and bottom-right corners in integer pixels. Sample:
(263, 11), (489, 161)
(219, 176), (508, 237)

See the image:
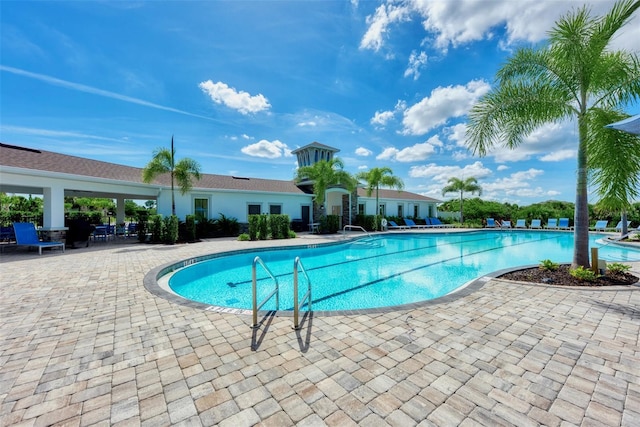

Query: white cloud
(361, 1), (637, 54)
(360, 3), (411, 52)
(402, 80), (491, 135)
(497, 165), (509, 171)
(241, 139), (291, 158)
(355, 147), (373, 156)
(370, 110), (395, 127)
(358, 165), (369, 170)
(409, 161), (493, 183)
(199, 80), (271, 115)
(404, 50), (428, 80)
(297, 121), (317, 127)
(376, 136), (442, 162)
(539, 149), (576, 162)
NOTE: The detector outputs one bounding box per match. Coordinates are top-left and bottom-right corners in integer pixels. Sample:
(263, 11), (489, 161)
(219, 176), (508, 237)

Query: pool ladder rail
(342, 225), (371, 238)
(251, 256), (312, 330)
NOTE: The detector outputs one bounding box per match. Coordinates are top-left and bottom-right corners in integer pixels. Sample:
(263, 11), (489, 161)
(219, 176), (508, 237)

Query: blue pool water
(168, 231), (640, 312)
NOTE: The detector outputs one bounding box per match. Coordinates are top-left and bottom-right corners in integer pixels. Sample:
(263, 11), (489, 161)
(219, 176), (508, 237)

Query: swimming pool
(165, 231), (640, 312)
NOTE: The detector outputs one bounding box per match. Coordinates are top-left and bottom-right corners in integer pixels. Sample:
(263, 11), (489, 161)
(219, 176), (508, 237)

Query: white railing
(342, 225), (371, 238)
(251, 256), (279, 328)
(293, 257), (312, 330)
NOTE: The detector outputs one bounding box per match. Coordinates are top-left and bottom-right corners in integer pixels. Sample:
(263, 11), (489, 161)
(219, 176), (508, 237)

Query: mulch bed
(498, 264), (638, 287)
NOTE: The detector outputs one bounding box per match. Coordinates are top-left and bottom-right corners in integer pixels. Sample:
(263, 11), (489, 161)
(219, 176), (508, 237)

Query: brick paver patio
(1, 233), (639, 426)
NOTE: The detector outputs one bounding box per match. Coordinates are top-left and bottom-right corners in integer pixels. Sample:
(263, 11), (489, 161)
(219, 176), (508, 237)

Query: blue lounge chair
(388, 220), (409, 230)
(501, 220), (512, 228)
(403, 218), (427, 229)
(515, 219), (527, 229)
(13, 222), (65, 255)
(615, 220), (631, 231)
(427, 217), (448, 228)
(558, 218), (572, 230)
(545, 219), (558, 229)
(485, 218), (497, 228)
(592, 220), (608, 231)
(529, 219), (542, 229)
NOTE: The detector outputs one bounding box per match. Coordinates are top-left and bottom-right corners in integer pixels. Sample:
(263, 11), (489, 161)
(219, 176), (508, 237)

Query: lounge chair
(591, 220), (608, 232)
(501, 220), (512, 228)
(529, 219), (542, 229)
(515, 219), (527, 229)
(403, 218), (427, 229)
(427, 217), (450, 228)
(545, 219), (558, 229)
(615, 220), (632, 232)
(485, 218), (497, 228)
(13, 222), (65, 255)
(388, 220), (409, 230)
(558, 218), (572, 230)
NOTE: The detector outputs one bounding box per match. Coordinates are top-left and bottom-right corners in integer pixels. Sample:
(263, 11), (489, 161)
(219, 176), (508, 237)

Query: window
(358, 203), (365, 215)
(413, 205), (419, 218)
(378, 203), (386, 216)
(397, 204), (403, 218)
(269, 204), (282, 215)
(248, 204), (261, 215)
(194, 198), (208, 221)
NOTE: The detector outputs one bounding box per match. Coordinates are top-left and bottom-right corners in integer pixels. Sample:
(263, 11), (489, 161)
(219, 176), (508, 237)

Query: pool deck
(1, 230), (639, 426)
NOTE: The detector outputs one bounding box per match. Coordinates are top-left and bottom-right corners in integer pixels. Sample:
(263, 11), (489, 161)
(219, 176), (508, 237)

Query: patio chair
(501, 220), (512, 228)
(545, 218), (558, 229)
(529, 219), (542, 229)
(615, 220), (632, 232)
(388, 220), (409, 230)
(403, 218), (427, 229)
(515, 219), (527, 229)
(428, 217), (451, 228)
(12, 222), (65, 255)
(558, 218), (572, 230)
(591, 220), (608, 232)
(485, 218), (497, 228)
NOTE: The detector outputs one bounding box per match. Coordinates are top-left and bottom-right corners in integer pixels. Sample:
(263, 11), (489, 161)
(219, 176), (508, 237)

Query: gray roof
(357, 187), (440, 203)
(0, 143), (306, 195)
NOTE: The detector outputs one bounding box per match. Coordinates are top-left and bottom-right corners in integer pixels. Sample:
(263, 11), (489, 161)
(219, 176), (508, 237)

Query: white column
(43, 186), (65, 228)
(116, 196), (126, 224)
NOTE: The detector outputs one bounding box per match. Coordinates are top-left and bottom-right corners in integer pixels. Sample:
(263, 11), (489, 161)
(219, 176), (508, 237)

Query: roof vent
(232, 176), (250, 180)
(0, 143), (42, 153)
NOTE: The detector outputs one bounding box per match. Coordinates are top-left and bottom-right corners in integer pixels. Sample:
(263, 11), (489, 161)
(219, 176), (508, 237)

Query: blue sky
(1, 1), (638, 205)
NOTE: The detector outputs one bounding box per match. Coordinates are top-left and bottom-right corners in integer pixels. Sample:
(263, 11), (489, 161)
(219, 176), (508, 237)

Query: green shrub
(196, 218), (217, 238)
(150, 215), (164, 243)
(217, 213), (240, 237)
(238, 233), (250, 241)
(185, 215), (196, 242)
(163, 215), (179, 244)
(248, 215), (260, 240)
(288, 230), (297, 238)
(570, 266), (598, 281)
(258, 214), (269, 240)
(607, 263), (631, 274)
(320, 215), (340, 234)
(539, 259), (559, 271)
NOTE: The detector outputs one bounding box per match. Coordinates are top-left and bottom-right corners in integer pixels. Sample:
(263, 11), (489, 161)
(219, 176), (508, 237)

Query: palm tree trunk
(573, 115), (590, 268)
(459, 190), (464, 224)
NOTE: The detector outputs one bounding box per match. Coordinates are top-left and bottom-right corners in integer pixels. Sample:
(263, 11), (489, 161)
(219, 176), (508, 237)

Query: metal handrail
(251, 256), (279, 328)
(342, 225), (371, 238)
(293, 257), (312, 330)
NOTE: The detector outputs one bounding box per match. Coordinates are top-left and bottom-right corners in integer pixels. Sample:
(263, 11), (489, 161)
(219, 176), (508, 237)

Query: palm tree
(295, 157), (355, 213)
(355, 167), (404, 229)
(441, 177), (482, 224)
(466, 0), (640, 268)
(142, 136), (202, 216)
(590, 110), (640, 236)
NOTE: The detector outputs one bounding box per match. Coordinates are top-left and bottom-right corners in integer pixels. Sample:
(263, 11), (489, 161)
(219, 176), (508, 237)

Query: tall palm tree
(295, 157), (355, 212)
(355, 167), (404, 229)
(142, 136), (202, 216)
(466, 0), (640, 268)
(441, 177), (482, 224)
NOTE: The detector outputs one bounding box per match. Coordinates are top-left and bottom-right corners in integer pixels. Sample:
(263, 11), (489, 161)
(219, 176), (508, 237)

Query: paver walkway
(1, 234), (639, 426)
